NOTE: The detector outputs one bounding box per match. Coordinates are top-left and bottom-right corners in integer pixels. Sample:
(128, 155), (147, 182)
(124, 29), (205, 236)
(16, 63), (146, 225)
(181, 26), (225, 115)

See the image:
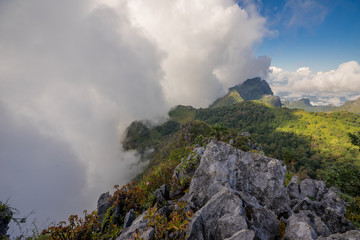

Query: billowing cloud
(0, 0), (270, 233)
(268, 61), (360, 105)
(126, 0), (271, 106)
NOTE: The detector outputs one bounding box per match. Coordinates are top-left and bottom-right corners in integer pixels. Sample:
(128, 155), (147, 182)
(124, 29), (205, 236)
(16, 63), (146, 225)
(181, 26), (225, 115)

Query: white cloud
(268, 61), (360, 105)
(0, 0), (270, 234)
(126, 0), (271, 106)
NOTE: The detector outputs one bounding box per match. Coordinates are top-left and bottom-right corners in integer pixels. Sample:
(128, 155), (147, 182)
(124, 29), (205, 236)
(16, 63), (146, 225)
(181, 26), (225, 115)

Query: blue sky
(253, 0), (360, 72)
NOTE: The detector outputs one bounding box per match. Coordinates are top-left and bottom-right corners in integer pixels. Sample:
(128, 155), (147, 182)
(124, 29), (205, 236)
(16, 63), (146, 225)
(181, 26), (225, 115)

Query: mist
(0, 0), (270, 233)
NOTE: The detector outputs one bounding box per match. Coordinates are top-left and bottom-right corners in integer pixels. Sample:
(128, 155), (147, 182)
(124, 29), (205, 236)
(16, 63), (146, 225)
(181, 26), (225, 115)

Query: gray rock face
(290, 184), (354, 234)
(189, 141), (289, 215)
(285, 210), (332, 240)
(236, 150), (289, 215)
(97, 192), (112, 222)
(229, 77), (273, 100)
(317, 230), (360, 240)
(186, 188), (248, 240)
(285, 212), (318, 240)
(116, 211), (153, 240)
(115, 141), (359, 240)
(300, 179), (328, 201)
(287, 176), (301, 200)
(153, 184), (169, 206)
(224, 229), (255, 240)
(123, 209), (135, 228)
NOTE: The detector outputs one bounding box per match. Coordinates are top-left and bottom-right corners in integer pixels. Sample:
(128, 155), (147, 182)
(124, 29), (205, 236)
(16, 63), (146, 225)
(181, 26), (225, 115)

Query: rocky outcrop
(229, 77), (273, 101)
(116, 141), (359, 240)
(97, 192), (112, 222)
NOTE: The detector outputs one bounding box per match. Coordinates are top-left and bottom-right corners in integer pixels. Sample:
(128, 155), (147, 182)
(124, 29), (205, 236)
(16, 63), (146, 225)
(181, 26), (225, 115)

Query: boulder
(123, 209), (135, 228)
(224, 229), (255, 240)
(97, 192), (112, 222)
(186, 188), (248, 240)
(116, 211), (152, 240)
(300, 179), (327, 201)
(285, 212), (318, 240)
(153, 184), (169, 206)
(189, 141), (290, 215)
(287, 176), (301, 200)
(317, 230), (360, 240)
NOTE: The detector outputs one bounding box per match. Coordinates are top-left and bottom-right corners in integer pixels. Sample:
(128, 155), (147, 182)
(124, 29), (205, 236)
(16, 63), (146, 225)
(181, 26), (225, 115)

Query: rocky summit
(229, 77), (273, 101)
(100, 141), (359, 240)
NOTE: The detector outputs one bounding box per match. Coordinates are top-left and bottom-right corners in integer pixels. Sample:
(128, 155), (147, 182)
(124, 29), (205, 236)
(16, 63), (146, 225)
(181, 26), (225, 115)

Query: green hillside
(167, 102), (360, 194)
(210, 90), (244, 108)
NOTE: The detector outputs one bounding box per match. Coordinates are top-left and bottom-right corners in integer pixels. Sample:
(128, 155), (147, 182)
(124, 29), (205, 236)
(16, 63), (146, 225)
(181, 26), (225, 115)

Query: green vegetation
(169, 102), (360, 196)
(258, 95), (282, 107)
(144, 201), (193, 239)
(210, 90), (243, 109)
(349, 131), (360, 150)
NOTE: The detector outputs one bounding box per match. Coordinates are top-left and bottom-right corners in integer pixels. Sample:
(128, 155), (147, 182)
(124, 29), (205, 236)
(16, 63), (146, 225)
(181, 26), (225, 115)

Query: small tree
(348, 131), (360, 151)
(212, 123), (228, 141)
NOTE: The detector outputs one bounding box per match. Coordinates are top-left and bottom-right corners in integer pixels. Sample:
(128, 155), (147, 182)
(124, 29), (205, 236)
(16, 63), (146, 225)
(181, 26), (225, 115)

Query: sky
(252, 0), (360, 105)
(0, 0), (359, 236)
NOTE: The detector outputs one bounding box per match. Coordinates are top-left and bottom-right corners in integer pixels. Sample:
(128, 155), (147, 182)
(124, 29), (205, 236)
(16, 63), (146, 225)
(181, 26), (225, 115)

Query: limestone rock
(153, 184), (169, 206)
(186, 188), (248, 240)
(285, 212), (318, 240)
(287, 176), (301, 200)
(189, 141), (290, 215)
(300, 179), (327, 201)
(116, 212), (151, 240)
(113, 141), (357, 240)
(224, 229), (255, 240)
(97, 192), (112, 222)
(317, 230), (360, 240)
(123, 209), (135, 228)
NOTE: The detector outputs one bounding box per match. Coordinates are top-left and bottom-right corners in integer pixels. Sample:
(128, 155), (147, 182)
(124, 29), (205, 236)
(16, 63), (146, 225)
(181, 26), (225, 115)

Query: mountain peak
(229, 77), (273, 100)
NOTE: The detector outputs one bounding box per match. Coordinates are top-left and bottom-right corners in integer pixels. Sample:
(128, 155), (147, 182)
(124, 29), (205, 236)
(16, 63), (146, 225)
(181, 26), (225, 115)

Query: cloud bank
(0, 0), (270, 233)
(268, 61), (360, 105)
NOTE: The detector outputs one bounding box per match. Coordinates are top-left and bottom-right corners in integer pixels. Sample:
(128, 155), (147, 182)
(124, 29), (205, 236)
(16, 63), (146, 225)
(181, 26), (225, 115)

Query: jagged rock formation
(229, 77), (273, 100)
(212, 77), (282, 108)
(108, 141), (359, 240)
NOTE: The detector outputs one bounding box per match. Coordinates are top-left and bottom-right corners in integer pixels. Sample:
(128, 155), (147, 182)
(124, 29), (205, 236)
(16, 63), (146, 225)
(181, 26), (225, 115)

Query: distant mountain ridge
(331, 97), (360, 114)
(285, 98), (334, 112)
(284, 97), (360, 114)
(211, 77), (281, 108)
